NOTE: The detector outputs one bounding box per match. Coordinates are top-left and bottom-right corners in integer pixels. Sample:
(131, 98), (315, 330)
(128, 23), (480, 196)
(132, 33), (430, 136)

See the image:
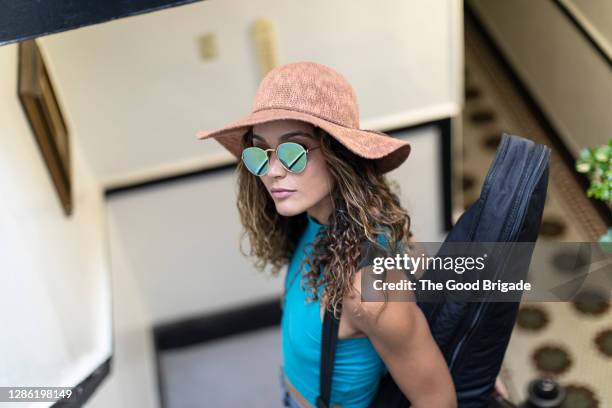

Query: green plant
(576, 139), (612, 249)
(575, 139), (612, 206)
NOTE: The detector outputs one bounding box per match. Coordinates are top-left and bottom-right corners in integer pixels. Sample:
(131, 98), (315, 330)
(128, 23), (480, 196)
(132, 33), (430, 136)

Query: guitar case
(318, 133), (551, 408)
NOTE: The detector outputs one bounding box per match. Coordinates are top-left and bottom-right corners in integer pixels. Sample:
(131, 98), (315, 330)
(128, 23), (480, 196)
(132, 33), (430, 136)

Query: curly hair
(236, 125), (413, 319)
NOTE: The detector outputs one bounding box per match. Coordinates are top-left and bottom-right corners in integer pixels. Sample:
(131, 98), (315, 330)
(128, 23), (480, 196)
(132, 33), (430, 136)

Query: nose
(266, 150), (286, 177)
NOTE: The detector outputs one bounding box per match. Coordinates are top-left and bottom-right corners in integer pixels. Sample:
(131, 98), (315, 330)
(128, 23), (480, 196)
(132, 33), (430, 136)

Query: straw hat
(195, 61), (411, 173)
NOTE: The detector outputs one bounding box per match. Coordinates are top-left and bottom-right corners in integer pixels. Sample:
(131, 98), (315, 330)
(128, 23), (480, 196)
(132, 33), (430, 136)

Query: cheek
(258, 176), (272, 190)
(299, 158), (334, 198)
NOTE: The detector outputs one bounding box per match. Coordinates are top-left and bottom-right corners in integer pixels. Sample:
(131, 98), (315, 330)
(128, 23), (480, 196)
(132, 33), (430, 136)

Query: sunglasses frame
(241, 141), (321, 176)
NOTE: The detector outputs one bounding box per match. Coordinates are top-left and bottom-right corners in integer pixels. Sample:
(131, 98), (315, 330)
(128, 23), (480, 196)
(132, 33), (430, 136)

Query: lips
(270, 188), (296, 199)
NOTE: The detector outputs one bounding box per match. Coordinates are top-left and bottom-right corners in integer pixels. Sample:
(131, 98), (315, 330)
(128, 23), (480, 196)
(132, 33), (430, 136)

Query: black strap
(316, 303), (341, 408)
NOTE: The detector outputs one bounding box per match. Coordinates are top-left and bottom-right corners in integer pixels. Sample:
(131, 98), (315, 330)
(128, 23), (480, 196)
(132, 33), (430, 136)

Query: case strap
(316, 303), (341, 408)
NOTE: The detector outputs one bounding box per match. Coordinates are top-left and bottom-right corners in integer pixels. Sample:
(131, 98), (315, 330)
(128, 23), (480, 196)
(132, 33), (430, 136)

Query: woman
(196, 61), (457, 408)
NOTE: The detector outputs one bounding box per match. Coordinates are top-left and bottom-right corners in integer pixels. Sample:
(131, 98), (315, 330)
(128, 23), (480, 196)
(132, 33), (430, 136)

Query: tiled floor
(462, 11), (611, 407)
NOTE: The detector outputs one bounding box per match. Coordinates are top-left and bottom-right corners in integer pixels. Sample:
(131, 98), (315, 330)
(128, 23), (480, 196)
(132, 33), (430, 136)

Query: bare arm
(343, 268), (457, 408)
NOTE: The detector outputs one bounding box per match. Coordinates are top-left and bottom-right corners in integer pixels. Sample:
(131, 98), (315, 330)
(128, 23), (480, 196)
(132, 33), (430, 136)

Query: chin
(274, 201), (306, 217)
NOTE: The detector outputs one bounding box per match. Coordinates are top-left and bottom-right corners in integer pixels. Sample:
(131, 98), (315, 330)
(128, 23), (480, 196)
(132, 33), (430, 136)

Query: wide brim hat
(195, 61), (411, 174)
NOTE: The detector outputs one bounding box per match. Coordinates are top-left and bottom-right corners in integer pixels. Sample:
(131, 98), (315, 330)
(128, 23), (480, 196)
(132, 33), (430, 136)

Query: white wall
(14, 1), (462, 406)
(105, 170), (283, 325)
(468, 0), (612, 156)
(104, 124), (446, 326)
(38, 0), (463, 188)
(85, 212), (159, 408)
(0, 44), (112, 405)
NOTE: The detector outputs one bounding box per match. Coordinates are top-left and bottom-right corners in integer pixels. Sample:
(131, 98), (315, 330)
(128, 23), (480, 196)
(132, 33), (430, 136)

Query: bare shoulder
(343, 266), (421, 347)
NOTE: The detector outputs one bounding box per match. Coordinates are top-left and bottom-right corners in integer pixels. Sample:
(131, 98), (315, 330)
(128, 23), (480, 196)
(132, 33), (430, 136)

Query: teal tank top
(281, 213), (387, 408)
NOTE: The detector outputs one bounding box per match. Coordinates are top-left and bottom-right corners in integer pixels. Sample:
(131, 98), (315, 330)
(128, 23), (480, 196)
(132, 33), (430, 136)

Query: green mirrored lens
(242, 147), (269, 176)
(277, 142), (307, 173)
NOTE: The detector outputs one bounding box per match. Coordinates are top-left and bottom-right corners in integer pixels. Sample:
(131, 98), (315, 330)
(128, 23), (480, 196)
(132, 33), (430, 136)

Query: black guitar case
(317, 133), (551, 408)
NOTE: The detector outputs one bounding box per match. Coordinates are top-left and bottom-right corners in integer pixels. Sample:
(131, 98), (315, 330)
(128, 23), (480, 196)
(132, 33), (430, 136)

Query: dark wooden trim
(104, 162), (236, 197)
(0, 0), (204, 47)
(151, 297), (282, 407)
(440, 118), (453, 231)
(147, 123), (454, 354)
(384, 118), (454, 232)
(17, 39), (72, 216)
(104, 118), (455, 232)
(50, 356), (112, 407)
(153, 297), (282, 351)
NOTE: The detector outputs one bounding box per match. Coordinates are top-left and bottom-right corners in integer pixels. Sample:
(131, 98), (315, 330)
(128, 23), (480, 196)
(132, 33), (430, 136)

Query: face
(250, 120), (335, 222)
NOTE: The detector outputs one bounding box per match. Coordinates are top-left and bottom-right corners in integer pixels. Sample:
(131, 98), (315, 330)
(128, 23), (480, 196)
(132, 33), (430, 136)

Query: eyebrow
(252, 131), (315, 143)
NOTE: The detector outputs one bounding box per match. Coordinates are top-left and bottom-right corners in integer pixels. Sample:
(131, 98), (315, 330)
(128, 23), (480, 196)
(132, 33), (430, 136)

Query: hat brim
(195, 108), (411, 173)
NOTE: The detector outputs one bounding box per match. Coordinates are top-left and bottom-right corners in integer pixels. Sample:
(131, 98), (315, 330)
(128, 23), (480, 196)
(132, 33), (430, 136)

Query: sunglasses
(241, 142), (320, 176)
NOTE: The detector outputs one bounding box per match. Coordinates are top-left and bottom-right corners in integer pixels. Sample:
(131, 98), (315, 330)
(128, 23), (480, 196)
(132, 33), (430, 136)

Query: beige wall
(38, 0), (463, 188)
(1, 1), (463, 406)
(0, 44), (113, 403)
(468, 0), (612, 156)
(563, 0), (612, 58)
